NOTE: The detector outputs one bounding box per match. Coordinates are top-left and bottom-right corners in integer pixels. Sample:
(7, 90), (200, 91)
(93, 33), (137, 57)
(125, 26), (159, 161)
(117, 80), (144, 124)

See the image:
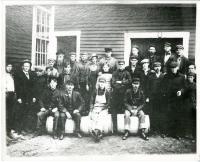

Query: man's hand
(86, 84), (89, 91)
(17, 98), (22, 104)
(52, 107), (58, 113)
(40, 108), (46, 112)
(177, 91), (182, 97)
(73, 109), (79, 114)
(33, 98), (36, 103)
(66, 112), (72, 119)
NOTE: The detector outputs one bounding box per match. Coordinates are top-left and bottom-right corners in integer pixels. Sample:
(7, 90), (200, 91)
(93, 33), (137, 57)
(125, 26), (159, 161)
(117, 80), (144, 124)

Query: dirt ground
(6, 133), (196, 157)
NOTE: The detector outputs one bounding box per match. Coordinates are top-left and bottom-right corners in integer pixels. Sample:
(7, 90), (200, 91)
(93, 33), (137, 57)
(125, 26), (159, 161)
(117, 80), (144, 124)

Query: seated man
(35, 77), (61, 139)
(89, 77), (111, 142)
(123, 77), (149, 141)
(61, 81), (85, 138)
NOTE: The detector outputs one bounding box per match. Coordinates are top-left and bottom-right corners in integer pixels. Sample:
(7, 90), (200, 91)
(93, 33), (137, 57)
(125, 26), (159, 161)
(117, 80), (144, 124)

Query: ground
(7, 133), (196, 157)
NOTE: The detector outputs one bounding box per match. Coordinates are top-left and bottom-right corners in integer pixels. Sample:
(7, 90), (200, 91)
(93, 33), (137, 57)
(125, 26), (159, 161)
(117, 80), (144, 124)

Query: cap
(187, 72), (195, 77)
(105, 48), (112, 52)
(22, 59), (32, 66)
(132, 45), (139, 50)
(169, 61), (178, 68)
(118, 60), (125, 65)
(56, 49), (65, 55)
(141, 59), (150, 64)
(130, 54), (138, 60)
(132, 77), (140, 83)
(48, 58), (55, 62)
(98, 77), (106, 83)
(153, 62), (161, 67)
(164, 42), (171, 47)
(69, 52), (76, 56)
(176, 45), (184, 50)
(90, 53), (98, 58)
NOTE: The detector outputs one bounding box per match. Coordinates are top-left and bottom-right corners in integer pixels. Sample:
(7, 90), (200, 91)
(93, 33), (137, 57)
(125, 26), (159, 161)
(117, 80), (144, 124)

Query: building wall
(54, 4), (196, 61)
(6, 6), (33, 66)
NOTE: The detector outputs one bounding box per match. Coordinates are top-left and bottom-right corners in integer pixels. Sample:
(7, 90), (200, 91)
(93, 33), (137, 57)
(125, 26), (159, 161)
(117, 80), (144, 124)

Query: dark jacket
(112, 69), (132, 93)
(124, 88), (145, 112)
(60, 90), (85, 113)
(38, 87), (61, 110)
(15, 70), (36, 103)
(90, 88), (111, 109)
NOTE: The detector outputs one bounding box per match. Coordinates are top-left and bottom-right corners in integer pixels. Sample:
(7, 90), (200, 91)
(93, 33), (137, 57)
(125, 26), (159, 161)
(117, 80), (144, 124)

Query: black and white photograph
(1, 0), (199, 161)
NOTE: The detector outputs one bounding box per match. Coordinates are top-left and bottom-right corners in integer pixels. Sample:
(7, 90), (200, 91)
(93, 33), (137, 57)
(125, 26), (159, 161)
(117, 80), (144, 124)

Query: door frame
(51, 31), (81, 61)
(124, 32), (190, 66)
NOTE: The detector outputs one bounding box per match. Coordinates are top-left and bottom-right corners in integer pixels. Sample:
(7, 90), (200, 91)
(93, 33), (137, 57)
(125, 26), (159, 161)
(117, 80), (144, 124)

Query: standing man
(144, 44), (161, 70)
(173, 45), (189, 75)
(146, 62), (164, 134)
(77, 52), (90, 115)
(111, 61), (132, 133)
(15, 59), (37, 134)
(35, 77), (62, 139)
(123, 77), (149, 141)
(160, 42), (174, 73)
(5, 62), (16, 138)
(61, 81), (85, 138)
(161, 61), (185, 139)
(99, 48), (118, 73)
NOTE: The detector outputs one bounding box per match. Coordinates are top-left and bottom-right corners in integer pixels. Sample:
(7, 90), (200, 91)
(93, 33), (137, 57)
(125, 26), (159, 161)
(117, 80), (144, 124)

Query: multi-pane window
(32, 6), (53, 68)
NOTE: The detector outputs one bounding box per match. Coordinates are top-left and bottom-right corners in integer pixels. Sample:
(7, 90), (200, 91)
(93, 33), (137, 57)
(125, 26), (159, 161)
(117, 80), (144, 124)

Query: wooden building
(6, 4), (196, 69)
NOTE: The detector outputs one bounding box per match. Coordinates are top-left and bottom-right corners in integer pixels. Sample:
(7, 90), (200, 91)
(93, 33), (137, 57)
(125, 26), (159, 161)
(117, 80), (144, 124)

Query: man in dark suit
(14, 59), (37, 134)
(160, 42), (174, 74)
(61, 81), (85, 138)
(35, 77), (61, 139)
(161, 61), (185, 139)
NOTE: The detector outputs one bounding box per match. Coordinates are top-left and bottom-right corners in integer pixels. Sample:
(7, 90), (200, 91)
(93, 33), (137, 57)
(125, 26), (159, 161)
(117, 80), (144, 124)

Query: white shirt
(6, 72), (15, 92)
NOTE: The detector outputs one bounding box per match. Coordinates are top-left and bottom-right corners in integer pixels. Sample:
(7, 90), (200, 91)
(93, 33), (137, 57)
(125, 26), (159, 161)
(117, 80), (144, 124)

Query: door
(57, 36), (77, 61)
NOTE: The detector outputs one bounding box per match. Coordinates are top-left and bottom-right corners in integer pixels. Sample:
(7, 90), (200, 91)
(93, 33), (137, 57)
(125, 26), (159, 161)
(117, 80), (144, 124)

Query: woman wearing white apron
(89, 77), (111, 142)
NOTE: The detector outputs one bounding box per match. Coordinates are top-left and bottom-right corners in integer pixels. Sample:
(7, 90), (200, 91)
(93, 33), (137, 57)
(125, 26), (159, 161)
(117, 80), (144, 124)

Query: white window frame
(31, 6), (55, 69)
(52, 31), (81, 61)
(124, 32), (190, 66)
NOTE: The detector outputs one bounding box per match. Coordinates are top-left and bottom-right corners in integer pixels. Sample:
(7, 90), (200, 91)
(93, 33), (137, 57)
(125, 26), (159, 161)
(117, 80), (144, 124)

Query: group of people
(5, 42), (196, 143)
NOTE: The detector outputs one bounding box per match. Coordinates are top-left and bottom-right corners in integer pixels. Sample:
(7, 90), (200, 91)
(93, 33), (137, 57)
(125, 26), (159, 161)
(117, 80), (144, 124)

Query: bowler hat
(105, 48), (112, 52)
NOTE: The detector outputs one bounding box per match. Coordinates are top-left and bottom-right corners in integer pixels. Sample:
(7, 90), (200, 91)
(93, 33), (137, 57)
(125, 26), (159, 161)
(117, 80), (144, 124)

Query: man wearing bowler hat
(99, 48), (118, 73)
(123, 77), (149, 140)
(111, 60), (132, 133)
(14, 59), (37, 134)
(161, 61), (185, 139)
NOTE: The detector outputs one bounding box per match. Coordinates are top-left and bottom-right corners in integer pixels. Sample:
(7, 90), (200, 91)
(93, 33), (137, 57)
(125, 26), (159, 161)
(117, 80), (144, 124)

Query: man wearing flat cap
(160, 42), (175, 73)
(147, 61), (165, 135)
(172, 45), (189, 75)
(144, 44), (161, 70)
(161, 61), (185, 139)
(111, 60), (132, 133)
(99, 48), (118, 73)
(77, 52), (90, 114)
(123, 77), (149, 140)
(14, 59), (37, 134)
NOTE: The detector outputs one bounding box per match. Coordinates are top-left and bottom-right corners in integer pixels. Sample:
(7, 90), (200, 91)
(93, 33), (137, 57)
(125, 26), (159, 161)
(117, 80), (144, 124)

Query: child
(89, 77), (111, 142)
(96, 63), (112, 92)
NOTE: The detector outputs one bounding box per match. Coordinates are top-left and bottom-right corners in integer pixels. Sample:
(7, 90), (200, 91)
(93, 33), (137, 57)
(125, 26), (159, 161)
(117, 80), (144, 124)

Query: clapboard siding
(6, 6), (33, 65)
(55, 4), (196, 61)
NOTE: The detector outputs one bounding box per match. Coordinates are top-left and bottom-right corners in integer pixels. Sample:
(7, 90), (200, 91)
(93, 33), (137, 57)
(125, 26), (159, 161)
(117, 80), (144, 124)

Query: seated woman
(89, 77), (111, 142)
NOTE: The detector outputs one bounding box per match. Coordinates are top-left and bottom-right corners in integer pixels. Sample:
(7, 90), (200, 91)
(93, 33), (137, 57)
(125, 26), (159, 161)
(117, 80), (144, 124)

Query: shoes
(53, 133), (58, 139)
(141, 132), (149, 141)
(76, 132), (82, 138)
(59, 134), (64, 140)
(122, 131), (129, 140)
